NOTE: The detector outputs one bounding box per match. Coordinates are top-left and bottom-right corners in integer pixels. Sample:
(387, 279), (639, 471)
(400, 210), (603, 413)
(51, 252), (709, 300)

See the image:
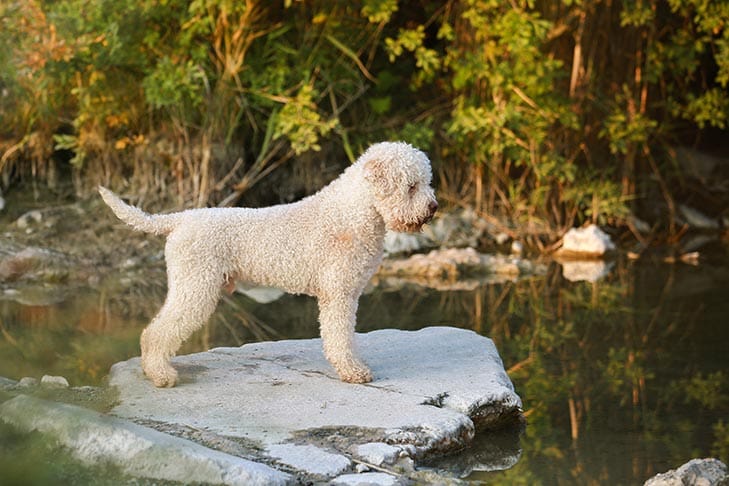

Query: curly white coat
(100, 141), (438, 387)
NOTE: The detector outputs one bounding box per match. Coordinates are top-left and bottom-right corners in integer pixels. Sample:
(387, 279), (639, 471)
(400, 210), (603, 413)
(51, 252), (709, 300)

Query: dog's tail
(98, 186), (179, 236)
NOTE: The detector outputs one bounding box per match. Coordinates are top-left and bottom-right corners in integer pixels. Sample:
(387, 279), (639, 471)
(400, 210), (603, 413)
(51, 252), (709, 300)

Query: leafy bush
(1, 0), (727, 239)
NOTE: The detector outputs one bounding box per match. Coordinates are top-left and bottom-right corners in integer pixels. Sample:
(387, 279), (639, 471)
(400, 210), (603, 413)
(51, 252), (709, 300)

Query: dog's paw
(339, 364), (373, 384)
(143, 362), (178, 388)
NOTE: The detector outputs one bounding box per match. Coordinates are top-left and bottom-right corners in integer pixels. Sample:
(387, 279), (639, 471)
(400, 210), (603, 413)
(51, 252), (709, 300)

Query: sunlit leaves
(273, 84), (338, 154)
(683, 371), (729, 411)
(620, 0), (655, 27)
(361, 0), (398, 24)
(601, 109), (658, 156)
(143, 57), (205, 110)
(683, 88), (729, 129)
(385, 26), (426, 61)
(1, 0), (728, 217)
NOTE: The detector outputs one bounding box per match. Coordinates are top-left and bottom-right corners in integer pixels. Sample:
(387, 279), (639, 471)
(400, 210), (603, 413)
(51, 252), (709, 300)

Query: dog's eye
(408, 183), (418, 195)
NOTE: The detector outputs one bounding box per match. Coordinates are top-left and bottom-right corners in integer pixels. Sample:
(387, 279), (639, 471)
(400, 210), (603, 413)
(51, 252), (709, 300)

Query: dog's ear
(363, 158), (394, 195)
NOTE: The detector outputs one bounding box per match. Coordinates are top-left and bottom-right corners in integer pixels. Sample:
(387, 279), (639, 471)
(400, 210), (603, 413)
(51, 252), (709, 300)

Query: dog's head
(362, 142), (438, 233)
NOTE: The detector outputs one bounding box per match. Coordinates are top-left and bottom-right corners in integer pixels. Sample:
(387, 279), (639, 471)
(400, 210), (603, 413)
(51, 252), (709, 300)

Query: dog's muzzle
(423, 200), (438, 224)
(409, 200), (438, 231)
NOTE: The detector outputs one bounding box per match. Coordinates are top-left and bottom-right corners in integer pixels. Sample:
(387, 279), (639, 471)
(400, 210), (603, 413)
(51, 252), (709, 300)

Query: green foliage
(712, 421), (729, 461)
(361, 0), (398, 23)
(600, 85), (659, 156)
(398, 121), (434, 152)
(143, 58), (205, 111)
(0, 0), (727, 232)
(273, 84), (338, 154)
(682, 371), (729, 411)
(683, 88), (729, 129)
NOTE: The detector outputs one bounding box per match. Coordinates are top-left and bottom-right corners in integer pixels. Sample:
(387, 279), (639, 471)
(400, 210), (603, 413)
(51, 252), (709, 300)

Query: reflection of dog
(100, 142), (438, 387)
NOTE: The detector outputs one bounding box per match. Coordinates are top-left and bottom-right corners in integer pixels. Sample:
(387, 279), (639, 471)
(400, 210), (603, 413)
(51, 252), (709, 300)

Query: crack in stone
(421, 392), (449, 408)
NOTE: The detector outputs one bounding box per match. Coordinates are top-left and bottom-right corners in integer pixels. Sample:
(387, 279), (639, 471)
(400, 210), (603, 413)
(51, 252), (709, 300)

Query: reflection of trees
(3, 256), (725, 483)
(0, 271), (166, 384)
(451, 260), (729, 484)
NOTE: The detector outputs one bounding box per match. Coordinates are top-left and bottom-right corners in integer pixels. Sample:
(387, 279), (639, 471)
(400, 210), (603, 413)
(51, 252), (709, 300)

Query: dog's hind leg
(141, 270), (221, 387)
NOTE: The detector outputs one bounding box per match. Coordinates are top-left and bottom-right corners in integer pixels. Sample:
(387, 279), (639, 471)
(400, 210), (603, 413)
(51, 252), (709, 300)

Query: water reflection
(1, 257), (728, 484)
(423, 421), (524, 478)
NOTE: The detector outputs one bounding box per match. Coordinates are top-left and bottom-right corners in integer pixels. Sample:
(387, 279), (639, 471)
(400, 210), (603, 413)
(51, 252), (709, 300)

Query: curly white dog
(100, 141), (438, 387)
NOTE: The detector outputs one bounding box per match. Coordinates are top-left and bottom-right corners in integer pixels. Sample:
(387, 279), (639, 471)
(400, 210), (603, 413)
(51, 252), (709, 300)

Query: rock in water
(109, 327), (522, 480)
(0, 395), (291, 486)
(557, 225), (616, 258)
(644, 458), (728, 486)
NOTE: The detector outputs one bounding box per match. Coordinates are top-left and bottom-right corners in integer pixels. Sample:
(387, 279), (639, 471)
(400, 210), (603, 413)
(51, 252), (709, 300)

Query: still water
(1, 256), (728, 484)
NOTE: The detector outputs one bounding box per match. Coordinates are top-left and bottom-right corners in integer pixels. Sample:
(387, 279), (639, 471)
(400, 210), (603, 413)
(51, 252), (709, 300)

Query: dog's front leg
(317, 295), (373, 384)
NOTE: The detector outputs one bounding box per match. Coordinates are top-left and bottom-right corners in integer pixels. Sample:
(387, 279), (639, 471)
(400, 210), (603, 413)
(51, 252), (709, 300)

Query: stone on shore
(383, 231), (433, 256)
(0, 394), (291, 486)
(382, 209), (492, 256)
(644, 458), (728, 486)
(109, 327), (522, 481)
(376, 247), (545, 290)
(555, 225), (615, 259)
(41, 374), (70, 388)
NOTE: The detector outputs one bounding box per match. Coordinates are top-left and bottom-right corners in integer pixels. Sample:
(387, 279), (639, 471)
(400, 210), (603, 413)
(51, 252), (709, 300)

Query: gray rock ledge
(0, 394), (291, 486)
(644, 458), (728, 486)
(109, 326), (522, 481)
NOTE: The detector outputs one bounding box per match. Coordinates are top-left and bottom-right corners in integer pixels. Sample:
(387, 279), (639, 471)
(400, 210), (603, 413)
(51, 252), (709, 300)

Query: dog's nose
(428, 200), (438, 216)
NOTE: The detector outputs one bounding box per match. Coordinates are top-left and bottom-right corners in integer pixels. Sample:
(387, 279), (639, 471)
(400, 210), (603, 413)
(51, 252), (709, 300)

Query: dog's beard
(384, 200), (436, 233)
(387, 218), (429, 233)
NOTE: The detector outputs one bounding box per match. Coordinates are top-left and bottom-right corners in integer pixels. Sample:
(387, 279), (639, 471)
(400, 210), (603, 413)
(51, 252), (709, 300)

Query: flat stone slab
(109, 327), (522, 480)
(0, 394), (291, 486)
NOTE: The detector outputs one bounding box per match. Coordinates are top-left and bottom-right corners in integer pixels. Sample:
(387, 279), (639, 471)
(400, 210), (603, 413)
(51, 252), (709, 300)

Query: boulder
(40, 375), (70, 388)
(556, 225), (615, 259)
(644, 458), (728, 486)
(109, 327), (522, 481)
